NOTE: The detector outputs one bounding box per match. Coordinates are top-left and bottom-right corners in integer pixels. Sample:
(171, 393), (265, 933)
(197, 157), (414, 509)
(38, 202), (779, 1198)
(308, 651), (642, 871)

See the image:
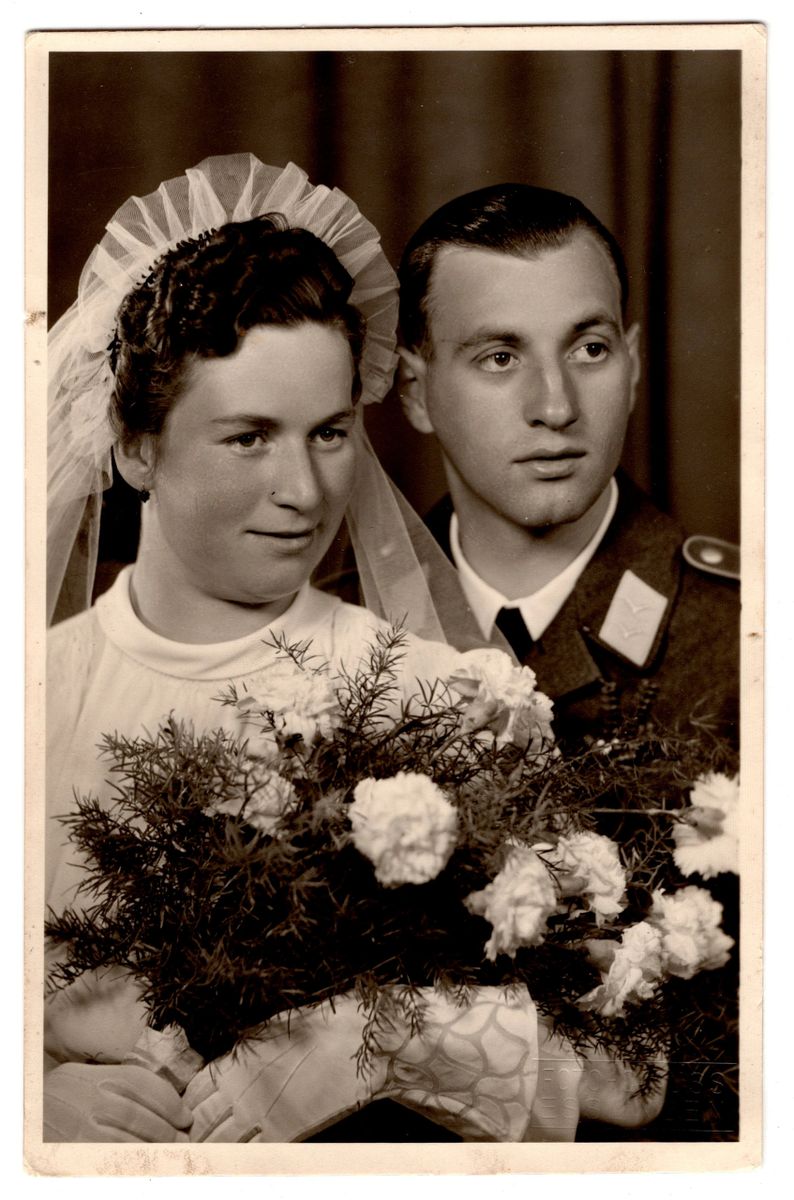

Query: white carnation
(446, 648), (555, 751)
(236, 662), (342, 748)
(349, 773), (458, 888)
(578, 922), (664, 1018)
(673, 772), (739, 880)
(233, 698), (280, 763)
(648, 886), (734, 979)
(552, 831), (627, 922)
(464, 846), (558, 960)
(206, 765), (297, 836)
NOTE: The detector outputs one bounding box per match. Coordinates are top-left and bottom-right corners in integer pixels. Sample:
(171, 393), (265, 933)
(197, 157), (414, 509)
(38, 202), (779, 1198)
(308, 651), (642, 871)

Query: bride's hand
(528, 1016), (667, 1138)
(184, 997), (381, 1142)
(45, 965), (150, 1065)
(185, 987), (543, 1143)
(577, 1047), (667, 1127)
(43, 1062), (193, 1143)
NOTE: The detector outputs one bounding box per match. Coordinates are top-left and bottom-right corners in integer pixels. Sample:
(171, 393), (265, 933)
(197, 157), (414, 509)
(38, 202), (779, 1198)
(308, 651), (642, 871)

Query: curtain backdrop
(48, 49), (741, 545)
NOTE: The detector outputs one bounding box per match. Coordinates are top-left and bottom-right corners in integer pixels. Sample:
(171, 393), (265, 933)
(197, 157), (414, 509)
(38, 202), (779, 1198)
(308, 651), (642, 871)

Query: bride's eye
(228, 431), (267, 449)
(313, 426), (348, 447)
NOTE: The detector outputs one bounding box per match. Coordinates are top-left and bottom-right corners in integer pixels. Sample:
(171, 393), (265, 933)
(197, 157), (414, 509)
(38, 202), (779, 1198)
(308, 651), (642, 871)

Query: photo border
(24, 21), (766, 1177)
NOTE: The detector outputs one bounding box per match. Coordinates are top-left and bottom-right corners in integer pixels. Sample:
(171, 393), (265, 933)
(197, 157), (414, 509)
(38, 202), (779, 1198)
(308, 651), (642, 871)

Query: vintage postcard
(25, 22), (765, 1177)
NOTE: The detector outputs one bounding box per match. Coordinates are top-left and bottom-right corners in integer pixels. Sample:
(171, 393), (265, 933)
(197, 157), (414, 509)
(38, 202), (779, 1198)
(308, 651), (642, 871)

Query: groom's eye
(478, 350), (518, 372)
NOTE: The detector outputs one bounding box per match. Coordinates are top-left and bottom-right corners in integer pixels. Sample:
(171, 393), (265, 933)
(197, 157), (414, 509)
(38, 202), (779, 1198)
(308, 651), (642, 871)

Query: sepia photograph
(25, 22), (764, 1176)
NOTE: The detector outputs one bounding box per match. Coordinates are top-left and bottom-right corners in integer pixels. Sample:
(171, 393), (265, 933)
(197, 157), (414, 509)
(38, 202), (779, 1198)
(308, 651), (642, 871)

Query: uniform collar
(449, 479), (618, 641)
(526, 472), (683, 698)
(427, 472), (683, 700)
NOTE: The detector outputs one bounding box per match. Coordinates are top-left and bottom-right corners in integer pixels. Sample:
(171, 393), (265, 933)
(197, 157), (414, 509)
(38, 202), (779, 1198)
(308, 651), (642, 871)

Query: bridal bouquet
(45, 627), (738, 1119)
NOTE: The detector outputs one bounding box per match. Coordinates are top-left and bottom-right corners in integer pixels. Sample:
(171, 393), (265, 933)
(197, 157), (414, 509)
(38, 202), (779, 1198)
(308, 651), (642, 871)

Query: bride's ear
(114, 435), (157, 494)
(397, 347), (435, 435)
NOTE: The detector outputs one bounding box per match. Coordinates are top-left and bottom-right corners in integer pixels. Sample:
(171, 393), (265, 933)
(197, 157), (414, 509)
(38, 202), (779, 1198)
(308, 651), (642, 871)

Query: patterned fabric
(375, 988), (539, 1141)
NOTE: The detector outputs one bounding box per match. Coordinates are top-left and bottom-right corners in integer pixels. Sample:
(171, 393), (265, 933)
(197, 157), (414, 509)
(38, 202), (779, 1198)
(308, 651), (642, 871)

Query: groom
(396, 183), (739, 748)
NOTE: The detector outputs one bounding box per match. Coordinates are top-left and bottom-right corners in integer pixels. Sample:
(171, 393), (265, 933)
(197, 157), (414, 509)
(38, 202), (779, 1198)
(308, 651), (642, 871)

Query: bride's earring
(114, 436), (155, 505)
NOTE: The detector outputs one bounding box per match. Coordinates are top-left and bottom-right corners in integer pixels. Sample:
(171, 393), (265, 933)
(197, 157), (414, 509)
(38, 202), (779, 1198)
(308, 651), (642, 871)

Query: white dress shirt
(449, 478), (619, 642)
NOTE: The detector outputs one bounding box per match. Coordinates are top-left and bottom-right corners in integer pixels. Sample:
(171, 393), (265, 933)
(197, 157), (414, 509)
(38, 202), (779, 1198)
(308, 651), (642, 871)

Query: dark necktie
(494, 606), (534, 662)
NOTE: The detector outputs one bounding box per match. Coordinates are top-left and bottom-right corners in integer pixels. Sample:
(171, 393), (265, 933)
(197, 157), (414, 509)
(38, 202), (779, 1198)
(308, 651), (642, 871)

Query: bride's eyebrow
(210, 414), (278, 428)
(210, 408), (356, 430)
(311, 408), (356, 428)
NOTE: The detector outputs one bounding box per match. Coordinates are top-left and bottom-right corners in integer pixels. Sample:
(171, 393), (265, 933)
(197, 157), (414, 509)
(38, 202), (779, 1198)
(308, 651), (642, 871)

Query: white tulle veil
(47, 152), (488, 649)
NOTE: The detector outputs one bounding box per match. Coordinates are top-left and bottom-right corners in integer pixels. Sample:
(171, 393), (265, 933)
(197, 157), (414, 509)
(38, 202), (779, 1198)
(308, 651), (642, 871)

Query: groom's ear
(398, 347), (435, 435)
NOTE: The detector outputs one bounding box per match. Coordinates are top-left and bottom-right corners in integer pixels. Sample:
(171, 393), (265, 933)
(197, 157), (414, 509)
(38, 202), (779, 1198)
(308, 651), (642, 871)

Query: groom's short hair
(398, 183), (629, 355)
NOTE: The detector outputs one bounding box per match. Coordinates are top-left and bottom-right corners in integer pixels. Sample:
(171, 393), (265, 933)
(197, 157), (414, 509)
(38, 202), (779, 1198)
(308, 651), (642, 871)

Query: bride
(43, 154), (663, 1143)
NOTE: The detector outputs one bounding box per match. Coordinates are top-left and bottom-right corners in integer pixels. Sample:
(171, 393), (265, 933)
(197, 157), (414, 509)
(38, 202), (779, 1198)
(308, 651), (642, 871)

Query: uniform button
(682, 534), (739, 580)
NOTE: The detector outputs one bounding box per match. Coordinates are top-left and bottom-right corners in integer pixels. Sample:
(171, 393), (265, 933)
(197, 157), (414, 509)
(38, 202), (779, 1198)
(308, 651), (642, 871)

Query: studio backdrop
(48, 48), (741, 576)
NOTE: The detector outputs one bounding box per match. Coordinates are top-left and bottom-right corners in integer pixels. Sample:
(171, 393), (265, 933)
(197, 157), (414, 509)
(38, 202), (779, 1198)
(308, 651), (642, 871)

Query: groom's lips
(515, 446), (586, 461)
(515, 447), (586, 479)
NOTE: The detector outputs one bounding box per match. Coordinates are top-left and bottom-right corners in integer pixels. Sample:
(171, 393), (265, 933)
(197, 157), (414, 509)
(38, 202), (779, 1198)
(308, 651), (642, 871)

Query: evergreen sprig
(46, 629), (738, 1127)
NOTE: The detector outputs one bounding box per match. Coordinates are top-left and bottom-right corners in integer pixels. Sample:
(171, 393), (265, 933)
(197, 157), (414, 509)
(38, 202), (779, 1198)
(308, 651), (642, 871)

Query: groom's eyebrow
(451, 330), (523, 352)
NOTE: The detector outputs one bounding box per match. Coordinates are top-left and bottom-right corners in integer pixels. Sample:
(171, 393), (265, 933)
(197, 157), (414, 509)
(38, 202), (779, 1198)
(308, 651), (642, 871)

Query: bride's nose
(267, 441), (323, 511)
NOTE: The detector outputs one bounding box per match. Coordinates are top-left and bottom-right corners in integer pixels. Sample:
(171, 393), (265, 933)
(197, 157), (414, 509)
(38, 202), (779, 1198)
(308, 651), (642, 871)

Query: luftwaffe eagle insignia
(598, 569), (669, 667)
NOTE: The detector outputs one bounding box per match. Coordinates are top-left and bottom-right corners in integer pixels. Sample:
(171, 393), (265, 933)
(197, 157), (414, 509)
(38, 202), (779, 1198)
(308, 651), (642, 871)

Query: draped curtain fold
(49, 49), (740, 545)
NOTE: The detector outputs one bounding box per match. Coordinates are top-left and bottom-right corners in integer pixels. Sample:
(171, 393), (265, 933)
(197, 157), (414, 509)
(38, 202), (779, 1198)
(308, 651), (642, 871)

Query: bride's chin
(222, 580), (303, 613)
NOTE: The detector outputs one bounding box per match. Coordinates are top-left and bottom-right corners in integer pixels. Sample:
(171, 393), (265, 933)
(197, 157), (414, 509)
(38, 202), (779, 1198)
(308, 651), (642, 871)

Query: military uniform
(425, 472), (740, 749)
(426, 472), (740, 1142)
(312, 475), (740, 1142)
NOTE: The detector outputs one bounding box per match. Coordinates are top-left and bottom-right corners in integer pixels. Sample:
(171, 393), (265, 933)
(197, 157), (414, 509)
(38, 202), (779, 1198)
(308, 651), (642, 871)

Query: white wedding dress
(46, 567), (463, 911)
(44, 569), (657, 1141)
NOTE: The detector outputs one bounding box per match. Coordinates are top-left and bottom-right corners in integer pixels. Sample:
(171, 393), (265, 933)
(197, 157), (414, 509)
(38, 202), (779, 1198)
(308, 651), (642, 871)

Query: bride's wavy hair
(108, 214), (366, 446)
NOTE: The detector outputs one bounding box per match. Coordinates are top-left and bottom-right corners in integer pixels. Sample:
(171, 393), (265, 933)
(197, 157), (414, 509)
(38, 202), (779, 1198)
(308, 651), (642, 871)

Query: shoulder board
(682, 535), (740, 581)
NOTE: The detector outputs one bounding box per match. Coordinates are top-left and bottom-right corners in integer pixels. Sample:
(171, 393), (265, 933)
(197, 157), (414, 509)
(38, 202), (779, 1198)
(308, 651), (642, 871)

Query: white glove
(185, 996), (381, 1142)
(526, 1019), (668, 1140)
(43, 1062), (194, 1143)
(44, 964), (150, 1065)
(524, 1020), (584, 1142)
(577, 1044), (667, 1127)
(185, 987), (542, 1143)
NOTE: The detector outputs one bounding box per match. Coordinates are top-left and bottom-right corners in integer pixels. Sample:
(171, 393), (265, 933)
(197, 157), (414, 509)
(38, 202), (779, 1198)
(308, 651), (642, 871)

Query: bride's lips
(515, 449), (586, 479)
(248, 527), (317, 551)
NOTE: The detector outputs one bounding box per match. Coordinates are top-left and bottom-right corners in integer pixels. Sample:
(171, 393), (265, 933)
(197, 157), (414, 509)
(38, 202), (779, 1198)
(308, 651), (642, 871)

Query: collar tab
(596, 569), (670, 667)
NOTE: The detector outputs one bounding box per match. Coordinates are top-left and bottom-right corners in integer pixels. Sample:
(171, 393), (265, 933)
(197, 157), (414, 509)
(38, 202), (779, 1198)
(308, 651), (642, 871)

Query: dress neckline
(94, 566), (342, 681)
